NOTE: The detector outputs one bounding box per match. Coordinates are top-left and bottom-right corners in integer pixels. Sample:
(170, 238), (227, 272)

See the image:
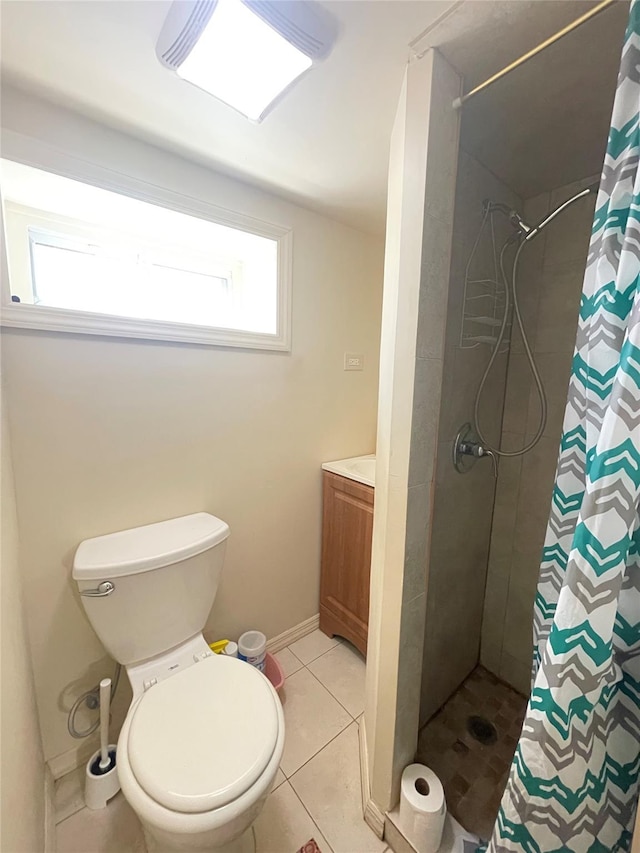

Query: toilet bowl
(73, 513), (284, 852)
(118, 643), (284, 852)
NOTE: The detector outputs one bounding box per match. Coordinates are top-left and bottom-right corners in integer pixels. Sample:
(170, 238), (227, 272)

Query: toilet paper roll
(399, 764), (446, 853)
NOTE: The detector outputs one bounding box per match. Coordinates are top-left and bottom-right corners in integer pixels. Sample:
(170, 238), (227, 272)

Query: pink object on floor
(297, 840), (322, 853)
(264, 651), (285, 692)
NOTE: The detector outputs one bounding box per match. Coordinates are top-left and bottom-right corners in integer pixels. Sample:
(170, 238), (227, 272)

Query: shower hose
(473, 237), (547, 458)
(472, 184), (595, 458)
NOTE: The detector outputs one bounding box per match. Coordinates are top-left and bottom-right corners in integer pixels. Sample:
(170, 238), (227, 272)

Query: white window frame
(0, 139), (292, 352)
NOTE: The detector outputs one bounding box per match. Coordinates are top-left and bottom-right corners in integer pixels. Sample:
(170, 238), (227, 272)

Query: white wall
(1, 380), (47, 848)
(1, 85), (384, 770)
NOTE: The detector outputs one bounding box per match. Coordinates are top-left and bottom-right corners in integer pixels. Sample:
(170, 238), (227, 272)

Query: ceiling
(0, 0), (454, 234)
(448, 0), (629, 200)
(0, 0), (631, 231)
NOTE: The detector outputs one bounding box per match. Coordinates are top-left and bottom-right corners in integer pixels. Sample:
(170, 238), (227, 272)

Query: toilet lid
(127, 654), (279, 814)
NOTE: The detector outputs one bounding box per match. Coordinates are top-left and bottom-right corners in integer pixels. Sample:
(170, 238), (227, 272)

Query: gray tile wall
(419, 150), (521, 725)
(480, 175), (598, 695)
(390, 49), (463, 802)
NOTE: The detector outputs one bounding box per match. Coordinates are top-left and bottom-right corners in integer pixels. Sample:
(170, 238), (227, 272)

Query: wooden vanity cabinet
(319, 471), (374, 657)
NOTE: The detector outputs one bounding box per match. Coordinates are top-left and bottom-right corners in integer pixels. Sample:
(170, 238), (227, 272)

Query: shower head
(509, 210), (533, 236)
(484, 200), (532, 238)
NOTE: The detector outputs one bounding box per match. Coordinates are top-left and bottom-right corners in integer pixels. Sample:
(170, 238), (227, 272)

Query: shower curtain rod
(452, 0), (618, 110)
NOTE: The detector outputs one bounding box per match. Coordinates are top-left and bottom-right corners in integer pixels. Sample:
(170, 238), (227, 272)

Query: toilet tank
(73, 513), (230, 665)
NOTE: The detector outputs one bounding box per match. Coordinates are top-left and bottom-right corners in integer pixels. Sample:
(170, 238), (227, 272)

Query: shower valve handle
(457, 440), (498, 478)
(458, 440), (487, 458)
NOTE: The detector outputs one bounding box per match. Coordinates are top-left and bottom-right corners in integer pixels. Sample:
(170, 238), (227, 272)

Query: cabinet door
(320, 472), (373, 655)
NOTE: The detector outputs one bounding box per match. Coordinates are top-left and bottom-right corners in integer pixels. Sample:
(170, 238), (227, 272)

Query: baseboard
(48, 739), (95, 781)
(384, 810), (417, 853)
(44, 763), (56, 852)
(358, 716), (370, 817)
(359, 717), (385, 839)
(365, 798), (386, 839)
(266, 613), (319, 653)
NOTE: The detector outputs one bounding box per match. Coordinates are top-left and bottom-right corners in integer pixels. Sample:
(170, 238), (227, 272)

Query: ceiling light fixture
(157, 0), (337, 122)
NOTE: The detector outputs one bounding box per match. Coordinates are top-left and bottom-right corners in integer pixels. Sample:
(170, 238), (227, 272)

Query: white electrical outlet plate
(344, 352), (364, 371)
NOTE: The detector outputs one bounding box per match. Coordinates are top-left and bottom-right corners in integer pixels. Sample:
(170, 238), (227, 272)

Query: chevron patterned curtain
(488, 3), (640, 851)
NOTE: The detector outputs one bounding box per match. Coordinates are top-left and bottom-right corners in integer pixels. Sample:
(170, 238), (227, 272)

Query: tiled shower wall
(419, 150), (521, 725)
(480, 175), (598, 695)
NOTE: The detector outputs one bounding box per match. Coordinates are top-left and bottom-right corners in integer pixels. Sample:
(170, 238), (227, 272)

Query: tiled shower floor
(416, 666), (528, 841)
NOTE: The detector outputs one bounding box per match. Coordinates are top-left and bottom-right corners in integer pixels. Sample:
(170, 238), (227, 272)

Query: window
(1, 159), (291, 350)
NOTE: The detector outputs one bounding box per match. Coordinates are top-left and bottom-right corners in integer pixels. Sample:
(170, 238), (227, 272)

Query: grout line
(288, 647), (304, 667)
(275, 644), (305, 670)
(305, 664), (358, 722)
(281, 638), (360, 719)
(287, 720), (367, 852)
(287, 634), (342, 667)
(283, 717), (358, 782)
(288, 782), (336, 853)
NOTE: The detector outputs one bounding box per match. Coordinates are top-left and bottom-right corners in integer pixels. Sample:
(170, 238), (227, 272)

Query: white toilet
(73, 512), (285, 853)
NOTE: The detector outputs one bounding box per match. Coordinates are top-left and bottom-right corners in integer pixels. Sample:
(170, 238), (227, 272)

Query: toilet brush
(85, 678), (119, 808)
(95, 679), (115, 774)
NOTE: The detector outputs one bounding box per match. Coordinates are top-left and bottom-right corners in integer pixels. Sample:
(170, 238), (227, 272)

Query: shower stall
(415, 1), (629, 840)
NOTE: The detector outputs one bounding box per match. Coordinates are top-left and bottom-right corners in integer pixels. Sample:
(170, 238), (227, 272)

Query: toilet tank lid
(73, 513), (230, 580)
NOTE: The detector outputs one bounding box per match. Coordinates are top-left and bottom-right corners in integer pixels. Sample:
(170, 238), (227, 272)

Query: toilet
(73, 512), (284, 853)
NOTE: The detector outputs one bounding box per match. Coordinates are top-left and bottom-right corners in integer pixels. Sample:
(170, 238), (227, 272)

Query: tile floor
(55, 630), (390, 853)
(416, 666), (528, 841)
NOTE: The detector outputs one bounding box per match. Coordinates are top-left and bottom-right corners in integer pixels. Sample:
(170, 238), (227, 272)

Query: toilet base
(143, 824), (256, 853)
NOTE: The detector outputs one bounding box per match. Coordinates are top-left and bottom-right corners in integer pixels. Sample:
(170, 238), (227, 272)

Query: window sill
(0, 303), (291, 351)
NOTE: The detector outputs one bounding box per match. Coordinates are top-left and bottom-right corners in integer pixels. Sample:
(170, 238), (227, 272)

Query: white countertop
(321, 454), (375, 488)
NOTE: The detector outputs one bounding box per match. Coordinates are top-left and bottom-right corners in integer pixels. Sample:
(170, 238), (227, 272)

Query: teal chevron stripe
(573, 523), (632, 575)
(579, 278), (636, 323)
(530, 686), (595, 733)
(552, 485), (583, 514)
(601, 202), (640, 238)
(540, 542), (569, 567)
(493, 809), (544, 853)
(560, 424), (586, 455)
(607, 115), (640, 160)
(613, 613), (640, 647)
(628, 527), (640, 555)
(490, 4), (640, 849)
(619, 339), (640, 388)
(588, 438), (640, 483)
(626, 0), (640, 42)
(572, 353), (618, 400)
(512, 741), (640, 811)
(534, 592), (556, 622)
(614, 831), (634, 853)
(618, 673), (640, 705)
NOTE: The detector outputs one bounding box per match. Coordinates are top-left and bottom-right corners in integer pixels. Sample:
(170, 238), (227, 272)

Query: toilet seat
(127, 654), (279, 814)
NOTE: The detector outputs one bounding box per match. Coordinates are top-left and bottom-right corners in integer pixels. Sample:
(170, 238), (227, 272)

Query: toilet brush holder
(84, 745), (119, 810)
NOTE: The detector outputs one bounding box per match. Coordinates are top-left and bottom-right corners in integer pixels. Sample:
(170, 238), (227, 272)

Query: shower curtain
(489, 3), (640, 851)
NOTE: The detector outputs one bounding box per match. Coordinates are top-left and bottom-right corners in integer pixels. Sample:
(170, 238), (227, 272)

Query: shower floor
(416, 666), (528, 841)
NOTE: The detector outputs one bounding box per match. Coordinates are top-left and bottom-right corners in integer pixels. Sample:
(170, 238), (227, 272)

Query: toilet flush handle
(80, 581), (115, 597)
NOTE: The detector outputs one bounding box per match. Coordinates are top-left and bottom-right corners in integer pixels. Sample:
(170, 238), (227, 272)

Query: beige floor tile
(54, 766), (86, 824)
(308, 641), (366, 718)
(291, 723), (386, 853)
(288, 629), (341, 665)
(254, 781), (333, 853)
(56, 793), (146, 853)
(272, 767), (286, 791)
(275, 646), (304, 678)
(279, 668), (351, 776)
